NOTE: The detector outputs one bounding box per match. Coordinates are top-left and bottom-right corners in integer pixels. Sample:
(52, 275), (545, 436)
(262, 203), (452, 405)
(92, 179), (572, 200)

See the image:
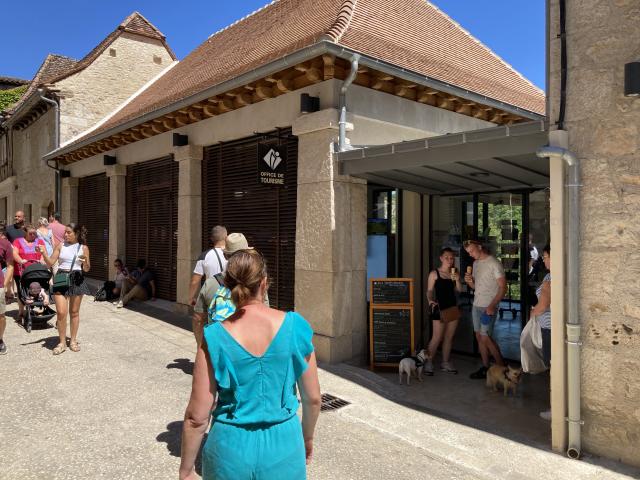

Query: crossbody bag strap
(213, 248), (223, 272)
(69, 243), (81, 271)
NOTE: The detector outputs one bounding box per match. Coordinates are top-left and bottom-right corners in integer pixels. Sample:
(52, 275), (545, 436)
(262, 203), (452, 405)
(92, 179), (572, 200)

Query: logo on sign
(263, 148), (282, 170)
(258, 143), (286, 187)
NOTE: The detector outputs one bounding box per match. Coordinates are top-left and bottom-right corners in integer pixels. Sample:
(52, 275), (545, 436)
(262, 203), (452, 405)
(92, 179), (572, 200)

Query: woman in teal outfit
(179, 249), (321, 480)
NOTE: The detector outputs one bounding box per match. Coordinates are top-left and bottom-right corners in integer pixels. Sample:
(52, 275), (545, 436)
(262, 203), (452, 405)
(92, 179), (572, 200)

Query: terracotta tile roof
(0, 76), (29, 87)
(5, 54), (78, 115)
(341, 0), (544, 115)
(60, 0), (545, 151)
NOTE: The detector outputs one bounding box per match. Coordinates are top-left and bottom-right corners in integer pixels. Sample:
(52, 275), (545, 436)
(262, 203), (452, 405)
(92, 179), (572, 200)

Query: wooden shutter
(78, 173), (109, 280)
(202, 129), (297, 311)
(126, 156), (178, 301)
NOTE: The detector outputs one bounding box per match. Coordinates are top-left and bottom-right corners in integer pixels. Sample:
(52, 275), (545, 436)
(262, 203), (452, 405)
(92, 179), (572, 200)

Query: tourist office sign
(258, 143), (286, 186)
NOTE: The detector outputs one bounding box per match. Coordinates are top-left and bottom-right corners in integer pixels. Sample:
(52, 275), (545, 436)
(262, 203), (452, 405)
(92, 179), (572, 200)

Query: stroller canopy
(21, 263), (52, 287)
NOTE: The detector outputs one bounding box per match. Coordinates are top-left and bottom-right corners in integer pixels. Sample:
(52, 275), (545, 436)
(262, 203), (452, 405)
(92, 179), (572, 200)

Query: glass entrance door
(477, 192), (525, 361)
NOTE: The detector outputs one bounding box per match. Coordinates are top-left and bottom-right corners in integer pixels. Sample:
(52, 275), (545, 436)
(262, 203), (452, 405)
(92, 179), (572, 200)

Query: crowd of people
(0, 210), (91, 356)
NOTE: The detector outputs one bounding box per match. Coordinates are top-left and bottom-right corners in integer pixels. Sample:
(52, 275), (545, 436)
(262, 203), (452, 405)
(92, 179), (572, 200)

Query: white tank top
(58, 242), (83, 271)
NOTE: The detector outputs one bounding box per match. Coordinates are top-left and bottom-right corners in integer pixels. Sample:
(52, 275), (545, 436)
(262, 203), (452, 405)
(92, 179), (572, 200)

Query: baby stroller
(19, 263), (56, 333)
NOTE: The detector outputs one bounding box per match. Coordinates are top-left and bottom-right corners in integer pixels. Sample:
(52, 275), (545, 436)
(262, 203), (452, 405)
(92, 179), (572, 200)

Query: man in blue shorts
(464, 240), (506, 379)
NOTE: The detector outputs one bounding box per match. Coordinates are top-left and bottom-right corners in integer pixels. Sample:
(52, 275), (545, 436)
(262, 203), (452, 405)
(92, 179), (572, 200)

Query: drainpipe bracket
(565, 418), (585, 425)
(566, 340), (583, 346)
(566, 183), (583, 187)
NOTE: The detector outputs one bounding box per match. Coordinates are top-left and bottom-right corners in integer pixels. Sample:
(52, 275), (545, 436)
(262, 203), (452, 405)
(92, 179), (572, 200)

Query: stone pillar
(293, 109), (367, 364)
(174, 145), (203, 309)
(61, 177), (79, 224)
(106, 164), (127, 279)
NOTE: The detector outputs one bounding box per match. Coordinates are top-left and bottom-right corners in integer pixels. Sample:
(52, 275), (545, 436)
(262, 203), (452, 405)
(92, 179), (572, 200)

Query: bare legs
(53, 293), (84, 352)
(428, 320), (459, 363)
(476, 332), (504, 367)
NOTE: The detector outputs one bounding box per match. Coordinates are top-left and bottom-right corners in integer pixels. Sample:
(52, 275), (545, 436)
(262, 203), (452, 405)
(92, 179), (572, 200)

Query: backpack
(94, 287), (108, 302)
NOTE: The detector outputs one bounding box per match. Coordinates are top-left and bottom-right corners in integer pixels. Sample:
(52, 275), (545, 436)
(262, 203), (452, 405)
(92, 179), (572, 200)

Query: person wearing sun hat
(191, 233), (268, 345)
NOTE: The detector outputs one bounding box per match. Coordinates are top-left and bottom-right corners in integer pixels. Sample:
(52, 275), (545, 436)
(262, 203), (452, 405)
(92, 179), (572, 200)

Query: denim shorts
(472, 306), (497, 336)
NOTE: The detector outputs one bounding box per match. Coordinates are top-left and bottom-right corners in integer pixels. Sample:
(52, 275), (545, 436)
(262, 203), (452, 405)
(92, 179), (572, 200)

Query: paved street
(2, 298), (639, 480)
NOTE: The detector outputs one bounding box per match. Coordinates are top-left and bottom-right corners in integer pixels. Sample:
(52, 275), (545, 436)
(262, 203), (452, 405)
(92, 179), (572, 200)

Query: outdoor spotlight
(172, 133), (189, 147)
(300, 93), (320, 113)
(103, 155), (117, 166)
(624, 62), (640, 97)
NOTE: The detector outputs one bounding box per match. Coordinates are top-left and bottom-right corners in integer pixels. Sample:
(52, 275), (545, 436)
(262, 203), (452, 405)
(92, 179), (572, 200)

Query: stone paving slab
(1, 298), (639, 480)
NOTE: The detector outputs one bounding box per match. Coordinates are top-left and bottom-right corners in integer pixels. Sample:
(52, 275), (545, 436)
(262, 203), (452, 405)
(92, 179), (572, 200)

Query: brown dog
(486, 365), (523, 396)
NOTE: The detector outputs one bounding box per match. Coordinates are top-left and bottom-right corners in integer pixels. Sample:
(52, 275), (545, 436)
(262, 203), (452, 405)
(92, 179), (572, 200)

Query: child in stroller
(19, 263), (56, 332)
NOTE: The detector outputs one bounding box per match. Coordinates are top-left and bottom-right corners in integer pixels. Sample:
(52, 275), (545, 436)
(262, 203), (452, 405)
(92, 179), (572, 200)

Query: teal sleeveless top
(203, 311), (314, 427)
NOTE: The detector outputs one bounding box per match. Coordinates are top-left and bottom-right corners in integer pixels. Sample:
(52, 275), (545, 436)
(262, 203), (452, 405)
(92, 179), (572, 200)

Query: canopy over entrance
(338, 121), (549, 194)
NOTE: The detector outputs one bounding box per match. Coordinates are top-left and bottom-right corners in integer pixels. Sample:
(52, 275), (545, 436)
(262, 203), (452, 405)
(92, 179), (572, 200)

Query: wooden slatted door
(126, 156), (178, 301)
(78, 173), (110, 280)
(202, 129), (298, 311)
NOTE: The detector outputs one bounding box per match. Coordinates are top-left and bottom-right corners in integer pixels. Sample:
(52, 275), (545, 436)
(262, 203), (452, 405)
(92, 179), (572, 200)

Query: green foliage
(0, 85), (28, 112)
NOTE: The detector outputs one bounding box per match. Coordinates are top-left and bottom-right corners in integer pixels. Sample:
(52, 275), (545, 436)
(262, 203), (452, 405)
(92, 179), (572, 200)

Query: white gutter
(536, 145), (581, 460)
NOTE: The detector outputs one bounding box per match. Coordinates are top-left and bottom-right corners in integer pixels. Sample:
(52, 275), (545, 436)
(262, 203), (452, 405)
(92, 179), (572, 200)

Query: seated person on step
(116, 259), (156, 308)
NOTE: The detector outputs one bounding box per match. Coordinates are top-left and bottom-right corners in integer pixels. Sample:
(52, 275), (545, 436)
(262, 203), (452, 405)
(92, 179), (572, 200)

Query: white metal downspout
(38, 90), (61, 212)
(536, 145), (581, 459)
(338, 54), (360, 152)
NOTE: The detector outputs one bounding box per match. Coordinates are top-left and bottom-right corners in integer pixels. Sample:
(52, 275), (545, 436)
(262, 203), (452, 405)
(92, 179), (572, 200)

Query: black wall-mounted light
(103, 155), (117, 166)
(300, 93), (320, 114)
(60, 170), (71, 178)
(624, 62), (640, 97)
(173, 133), (189, 147)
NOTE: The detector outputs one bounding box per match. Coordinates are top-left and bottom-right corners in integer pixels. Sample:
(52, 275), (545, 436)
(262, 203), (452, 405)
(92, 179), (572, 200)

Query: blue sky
(0, 0), (545, 90)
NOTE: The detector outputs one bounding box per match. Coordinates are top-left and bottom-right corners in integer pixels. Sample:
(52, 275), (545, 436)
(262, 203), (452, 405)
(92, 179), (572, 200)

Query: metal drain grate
(320, 393), (350, 412)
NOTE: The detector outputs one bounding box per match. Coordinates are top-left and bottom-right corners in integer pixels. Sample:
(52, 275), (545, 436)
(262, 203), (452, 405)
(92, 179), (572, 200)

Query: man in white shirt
(188, 225), (227, 306)
(463, 240), (506, 379)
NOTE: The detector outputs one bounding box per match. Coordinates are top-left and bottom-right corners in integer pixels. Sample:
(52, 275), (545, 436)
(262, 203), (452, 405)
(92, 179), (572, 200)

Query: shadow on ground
(157, 421), (205, 475)
(167, 358), (194, 375)
(20, 335), (60, 351)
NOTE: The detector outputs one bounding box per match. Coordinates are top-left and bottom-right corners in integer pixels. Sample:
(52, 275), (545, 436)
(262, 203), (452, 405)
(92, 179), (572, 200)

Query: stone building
(43, 0), (543, 357)
(546, 0), (640, 467)
(0, 11), (176, 243)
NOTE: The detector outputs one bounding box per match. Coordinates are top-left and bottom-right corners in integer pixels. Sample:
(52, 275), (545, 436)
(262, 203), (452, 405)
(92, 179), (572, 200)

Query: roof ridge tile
(208, 0), (278, 39)
(323, 0), (358, 42)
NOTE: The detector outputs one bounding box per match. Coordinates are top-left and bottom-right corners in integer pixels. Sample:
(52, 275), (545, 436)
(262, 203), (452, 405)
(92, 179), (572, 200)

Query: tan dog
(486, 365), (523, 396)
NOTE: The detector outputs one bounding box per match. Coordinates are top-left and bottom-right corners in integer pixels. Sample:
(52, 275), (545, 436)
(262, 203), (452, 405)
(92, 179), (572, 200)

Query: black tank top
(434, 269), (457, 309)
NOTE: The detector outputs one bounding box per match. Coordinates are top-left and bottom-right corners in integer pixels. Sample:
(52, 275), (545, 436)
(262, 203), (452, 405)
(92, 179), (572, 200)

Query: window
(109, 48), (116, 57)
(153, 55), (162, 65)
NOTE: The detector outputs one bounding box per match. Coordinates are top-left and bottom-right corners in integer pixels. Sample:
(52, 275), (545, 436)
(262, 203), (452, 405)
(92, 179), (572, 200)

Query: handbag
(52, 244), (81, 293)
(520, 317), (547, 374)
(439, 306), (461, 323)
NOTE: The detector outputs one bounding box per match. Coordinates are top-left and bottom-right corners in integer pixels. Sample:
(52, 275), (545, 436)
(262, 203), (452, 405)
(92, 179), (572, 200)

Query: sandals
(53, 343), (66, 355)
(69, 341), (81, 353)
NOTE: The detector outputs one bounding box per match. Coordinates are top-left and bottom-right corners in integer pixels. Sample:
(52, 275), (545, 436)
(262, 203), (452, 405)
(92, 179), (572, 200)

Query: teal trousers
(202, 416), (306, 479)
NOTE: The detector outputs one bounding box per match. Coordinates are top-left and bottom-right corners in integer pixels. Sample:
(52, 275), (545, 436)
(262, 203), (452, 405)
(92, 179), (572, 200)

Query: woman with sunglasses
(12, 224), (46, 321)
(40, 224), (91, 355)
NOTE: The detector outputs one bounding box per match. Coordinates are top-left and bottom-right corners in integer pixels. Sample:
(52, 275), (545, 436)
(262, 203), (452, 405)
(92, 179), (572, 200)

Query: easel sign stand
(369, 278), (414, 370)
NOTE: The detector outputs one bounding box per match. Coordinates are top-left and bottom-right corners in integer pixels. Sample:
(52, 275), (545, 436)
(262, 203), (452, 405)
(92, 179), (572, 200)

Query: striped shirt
(536, 273), (551, 329)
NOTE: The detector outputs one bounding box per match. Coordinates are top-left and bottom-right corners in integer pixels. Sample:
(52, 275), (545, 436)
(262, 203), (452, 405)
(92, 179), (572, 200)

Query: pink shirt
(50, 221), (65, 244)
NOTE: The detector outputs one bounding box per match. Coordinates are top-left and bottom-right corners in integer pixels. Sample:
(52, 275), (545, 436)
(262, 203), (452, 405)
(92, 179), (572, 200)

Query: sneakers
(539, 410), (552, 421)
(469, 365), (488, 379)
(0, 340), (7, 355)
(440, 362), (458, 374)
(423, 359), (434, 376)
(115, 301), (124, 308)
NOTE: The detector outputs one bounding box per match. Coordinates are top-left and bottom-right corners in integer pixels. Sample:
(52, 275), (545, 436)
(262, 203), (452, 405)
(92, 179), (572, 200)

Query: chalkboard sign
(371, 278), (413, 305)
(371, 307), (413, 364)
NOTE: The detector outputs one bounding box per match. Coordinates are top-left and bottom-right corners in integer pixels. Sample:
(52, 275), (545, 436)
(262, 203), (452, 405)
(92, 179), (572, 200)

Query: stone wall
(549, 0), (640, 466)
(11, 109), (56, 222)
(56, 32), (174, 143)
